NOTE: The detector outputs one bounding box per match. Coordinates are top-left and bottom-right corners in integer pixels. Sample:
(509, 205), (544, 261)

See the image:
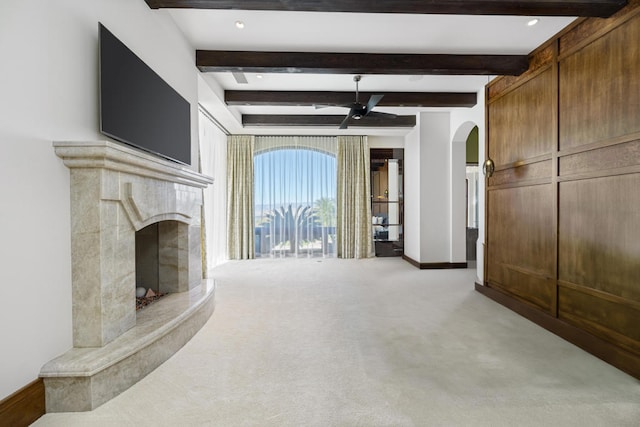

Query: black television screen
(99, 23), (191, 165)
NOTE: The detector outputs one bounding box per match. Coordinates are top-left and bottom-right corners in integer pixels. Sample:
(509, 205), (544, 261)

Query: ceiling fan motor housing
(339, 75), (395, 129)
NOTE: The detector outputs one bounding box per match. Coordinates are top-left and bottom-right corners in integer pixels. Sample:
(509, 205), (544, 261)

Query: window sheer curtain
(254, 136), (337, 258)
(227, 135), (255, 259)
(337, 135), (374, 258)
(198, 109), (228, 271)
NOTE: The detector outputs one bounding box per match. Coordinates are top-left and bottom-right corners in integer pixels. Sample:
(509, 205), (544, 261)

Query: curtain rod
(198, 104), (230, 136)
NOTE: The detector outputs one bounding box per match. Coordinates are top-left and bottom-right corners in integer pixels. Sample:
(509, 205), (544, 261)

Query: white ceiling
(167, 9), (575, 135)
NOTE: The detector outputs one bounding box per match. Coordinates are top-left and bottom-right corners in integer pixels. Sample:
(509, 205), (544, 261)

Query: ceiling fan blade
(366, 110), (397, 119)
(339, 114), (351, 130)
(315, 103), (353, 110)
(366, 94), (384, 114)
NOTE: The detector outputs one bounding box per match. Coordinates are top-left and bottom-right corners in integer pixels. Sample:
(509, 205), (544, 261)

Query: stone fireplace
(40, 141), (214, 412)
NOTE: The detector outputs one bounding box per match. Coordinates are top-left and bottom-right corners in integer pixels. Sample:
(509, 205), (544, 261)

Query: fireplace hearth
(40, 141), (214, 412)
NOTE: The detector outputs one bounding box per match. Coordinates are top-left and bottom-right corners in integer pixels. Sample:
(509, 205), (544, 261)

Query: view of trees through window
(254, 148), (337, 258)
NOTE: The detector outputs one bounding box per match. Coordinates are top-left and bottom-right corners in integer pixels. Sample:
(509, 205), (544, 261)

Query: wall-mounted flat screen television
(99, 23), (191, 165)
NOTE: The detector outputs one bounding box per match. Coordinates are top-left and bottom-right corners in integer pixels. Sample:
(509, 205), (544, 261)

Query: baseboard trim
(0, 378), (45, 427)
(402, 255), (467, 269)
(475, 282), (640, 380)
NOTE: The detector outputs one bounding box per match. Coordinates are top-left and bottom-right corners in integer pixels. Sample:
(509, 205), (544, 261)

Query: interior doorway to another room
(370, 148), (404, 257)
(465, 126), (480, 262)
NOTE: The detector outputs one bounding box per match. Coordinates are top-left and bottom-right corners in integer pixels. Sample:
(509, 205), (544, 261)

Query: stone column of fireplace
(53, 141), (213, 347)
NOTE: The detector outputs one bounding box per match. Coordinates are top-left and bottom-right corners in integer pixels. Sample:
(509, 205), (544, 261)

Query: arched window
(254, 137), (337, 258)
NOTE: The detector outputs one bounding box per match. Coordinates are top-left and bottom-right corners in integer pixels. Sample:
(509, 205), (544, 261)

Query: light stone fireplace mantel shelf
(53, 140), (213, 188)
(41, 140), (215, 412)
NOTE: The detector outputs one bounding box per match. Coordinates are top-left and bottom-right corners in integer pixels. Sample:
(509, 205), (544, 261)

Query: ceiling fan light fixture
(336, 75), (395, 129)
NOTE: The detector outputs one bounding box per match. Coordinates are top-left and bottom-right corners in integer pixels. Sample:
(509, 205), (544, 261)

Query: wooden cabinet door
(485, 66), (557, 314)
(484, 8), (640, 377)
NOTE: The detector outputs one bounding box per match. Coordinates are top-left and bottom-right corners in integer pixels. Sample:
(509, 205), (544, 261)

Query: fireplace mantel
(53, 140), (212, 188)
(41, 141), (215, 412)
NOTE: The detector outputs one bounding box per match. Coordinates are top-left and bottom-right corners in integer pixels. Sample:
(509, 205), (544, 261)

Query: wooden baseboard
(402, 255), (467, 269)
(475, 282), (640, 380)
(0, 379), (45, 427)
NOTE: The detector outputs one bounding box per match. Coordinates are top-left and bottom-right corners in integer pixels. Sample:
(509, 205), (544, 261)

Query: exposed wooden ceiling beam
(145, 0), (628, 18)
(242, 114), (417, 128)
(197, 51), (528, 76)
(225, 91), (477, 108)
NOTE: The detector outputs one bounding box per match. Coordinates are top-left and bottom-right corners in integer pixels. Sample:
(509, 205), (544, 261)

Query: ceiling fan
(320, 75), (397, 129)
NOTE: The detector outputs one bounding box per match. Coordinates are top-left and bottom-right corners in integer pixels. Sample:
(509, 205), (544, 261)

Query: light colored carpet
(35, 258), (640, 426)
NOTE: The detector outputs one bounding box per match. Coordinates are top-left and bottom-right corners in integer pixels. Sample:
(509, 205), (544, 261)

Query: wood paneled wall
(484, 0), (640, 378)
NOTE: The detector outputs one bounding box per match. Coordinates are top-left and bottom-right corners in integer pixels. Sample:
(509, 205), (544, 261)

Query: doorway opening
(370, 148), (404, 257)
(465, 126), (480, 262)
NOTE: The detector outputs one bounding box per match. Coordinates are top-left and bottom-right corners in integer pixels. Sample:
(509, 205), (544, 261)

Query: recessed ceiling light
(527, 18), (540, 27)
(256, 74), (263, 79)
(235, 20), (245, 29)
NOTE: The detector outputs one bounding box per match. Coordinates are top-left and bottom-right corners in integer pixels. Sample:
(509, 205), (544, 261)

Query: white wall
(405, 113), (454, 264)
(419, 112), (452, 263)
(403, 125), (421, 260)
(0, 0), (199, 400)
(450, 129), (468, 262)
(402, 91), (486, 273)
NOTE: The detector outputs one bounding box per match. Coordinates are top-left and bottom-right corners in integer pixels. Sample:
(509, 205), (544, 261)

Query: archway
(451, 122), (479, 266)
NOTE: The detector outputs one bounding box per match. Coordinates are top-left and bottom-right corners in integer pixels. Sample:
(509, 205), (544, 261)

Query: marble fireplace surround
(40, 141), (214, 412)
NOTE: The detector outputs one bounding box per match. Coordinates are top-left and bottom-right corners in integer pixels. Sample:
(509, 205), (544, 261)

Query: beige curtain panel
(337, 135), (374, 259)
(227, 135), (255, 260)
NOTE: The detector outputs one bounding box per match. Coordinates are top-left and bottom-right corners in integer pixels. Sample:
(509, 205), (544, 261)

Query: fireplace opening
(136, 222), (164, 310)
(135, 220), (190, 310)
